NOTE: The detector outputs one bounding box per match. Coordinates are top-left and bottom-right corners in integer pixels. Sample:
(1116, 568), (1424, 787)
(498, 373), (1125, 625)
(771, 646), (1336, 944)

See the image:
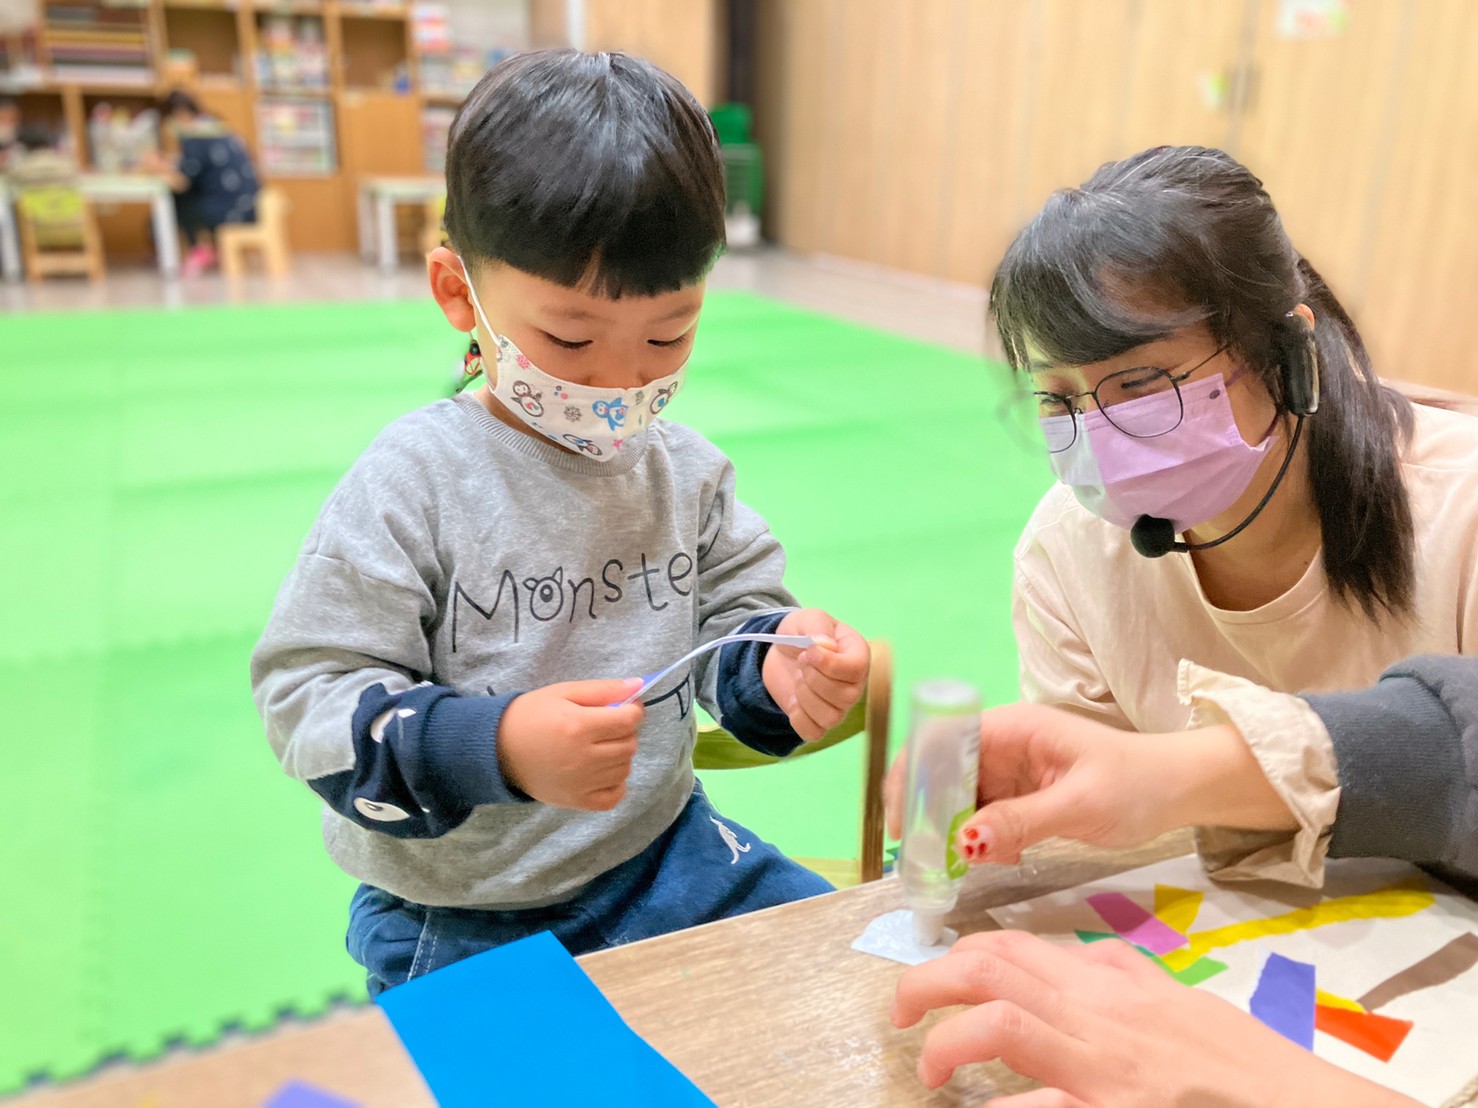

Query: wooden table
(0, 175), (181, 281)
(79, 174), (180, 279)
(13, 832), (1478, 1107)
(356, 176), (445, 274)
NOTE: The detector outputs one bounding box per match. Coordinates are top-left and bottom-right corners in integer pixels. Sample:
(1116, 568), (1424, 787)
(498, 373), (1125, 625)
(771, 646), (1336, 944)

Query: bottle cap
(912, 910), (946, 947)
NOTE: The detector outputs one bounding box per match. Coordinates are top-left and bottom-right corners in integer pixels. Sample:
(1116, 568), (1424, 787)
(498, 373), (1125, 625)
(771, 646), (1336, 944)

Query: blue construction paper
(261, 1080), (360, 1108)
(378, 931), (716, 1107)
(1249, 952), (1316, 1049)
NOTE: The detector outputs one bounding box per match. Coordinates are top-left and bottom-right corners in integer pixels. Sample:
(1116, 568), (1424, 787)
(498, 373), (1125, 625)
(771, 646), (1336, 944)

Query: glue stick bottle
(899, 678), (982, 947)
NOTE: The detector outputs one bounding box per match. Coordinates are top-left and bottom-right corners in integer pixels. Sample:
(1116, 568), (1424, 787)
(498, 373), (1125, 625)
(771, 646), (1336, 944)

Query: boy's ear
(428, 246), (476, 333)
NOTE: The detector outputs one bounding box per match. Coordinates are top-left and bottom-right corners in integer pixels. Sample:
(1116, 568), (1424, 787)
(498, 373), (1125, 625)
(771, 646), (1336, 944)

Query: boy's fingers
(799, 669), (859, 713)
(578, 703), (645, 741)
(794, 684), (845, 734)
(562, 677), (644, 707)
(803, 631), (869, 682)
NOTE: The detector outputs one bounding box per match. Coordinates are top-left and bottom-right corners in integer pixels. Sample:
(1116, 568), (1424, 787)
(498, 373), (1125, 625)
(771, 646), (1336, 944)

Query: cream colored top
(1013, 402), (1478, 883)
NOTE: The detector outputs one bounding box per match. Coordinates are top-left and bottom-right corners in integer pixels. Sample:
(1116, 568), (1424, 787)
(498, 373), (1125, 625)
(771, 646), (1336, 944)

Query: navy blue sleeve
(307, 681), (532, 839)
(716, 612), (805, 758)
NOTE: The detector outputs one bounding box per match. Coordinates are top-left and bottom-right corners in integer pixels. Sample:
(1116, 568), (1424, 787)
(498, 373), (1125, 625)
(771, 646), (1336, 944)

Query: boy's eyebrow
(544, 304), (701, 324)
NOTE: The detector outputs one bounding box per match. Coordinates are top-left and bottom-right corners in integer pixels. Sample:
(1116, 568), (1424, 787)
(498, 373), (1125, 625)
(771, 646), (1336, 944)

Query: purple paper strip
(1249, 952), (1316, 1050)
(262, 1081), (361, 1108)
(1085, 892), (1188, 955)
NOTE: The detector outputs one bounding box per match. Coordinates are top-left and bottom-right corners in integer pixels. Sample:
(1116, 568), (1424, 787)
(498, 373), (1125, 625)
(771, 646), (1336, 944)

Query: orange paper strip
(1314, 1004), (1414, 1063)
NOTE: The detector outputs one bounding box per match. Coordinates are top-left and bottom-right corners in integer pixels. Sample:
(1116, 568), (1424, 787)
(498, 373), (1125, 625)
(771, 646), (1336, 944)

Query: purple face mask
(1043, 373), (1271, 533)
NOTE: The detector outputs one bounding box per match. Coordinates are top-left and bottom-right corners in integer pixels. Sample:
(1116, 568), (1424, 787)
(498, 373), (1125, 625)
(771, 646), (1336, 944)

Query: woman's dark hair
(991, 145), (1416, 620)
(444, 49), (725, 298)
(159, 90), (202, 117)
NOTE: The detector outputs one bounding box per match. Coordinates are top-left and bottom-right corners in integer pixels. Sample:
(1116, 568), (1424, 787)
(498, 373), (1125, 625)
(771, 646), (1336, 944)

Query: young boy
(251, 50), (870, 995)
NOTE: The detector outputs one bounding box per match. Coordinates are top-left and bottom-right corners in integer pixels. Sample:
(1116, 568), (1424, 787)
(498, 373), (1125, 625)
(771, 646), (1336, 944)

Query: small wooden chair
(420, 194), (446, 256)
(692, 640), (892, 887)
(16, 187), (105, 283)
(219, 187), (291, 279)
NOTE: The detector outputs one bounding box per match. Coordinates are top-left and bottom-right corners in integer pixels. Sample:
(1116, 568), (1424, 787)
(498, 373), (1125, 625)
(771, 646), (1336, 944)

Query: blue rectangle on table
(1249, 951), (1316, 1049)
(377, 931), (716, 1107)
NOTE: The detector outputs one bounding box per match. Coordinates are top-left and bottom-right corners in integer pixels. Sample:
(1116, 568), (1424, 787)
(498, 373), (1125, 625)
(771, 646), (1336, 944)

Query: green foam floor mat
(0, 292), (1050, 1092)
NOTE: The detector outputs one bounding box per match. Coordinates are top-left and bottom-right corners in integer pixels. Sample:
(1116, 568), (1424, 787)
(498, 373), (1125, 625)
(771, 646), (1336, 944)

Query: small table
(0, 179), (19, 282)
(357, 175), (445, 274)
(79, 174), (180, 279)
(15, 833), (1478, 1106)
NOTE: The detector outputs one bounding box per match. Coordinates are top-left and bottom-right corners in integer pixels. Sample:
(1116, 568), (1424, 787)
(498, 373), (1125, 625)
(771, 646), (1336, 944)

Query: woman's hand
(884, 703), (1296, 863)
(891, 930), (1418, 1107)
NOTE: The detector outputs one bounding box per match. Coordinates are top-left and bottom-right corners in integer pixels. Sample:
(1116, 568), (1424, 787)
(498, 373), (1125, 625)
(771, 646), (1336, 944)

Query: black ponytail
(1295, 257), (1415, 619)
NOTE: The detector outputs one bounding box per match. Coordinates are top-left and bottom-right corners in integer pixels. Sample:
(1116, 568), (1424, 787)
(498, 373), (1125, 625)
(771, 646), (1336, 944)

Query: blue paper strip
(1249, 952), (1316, 1049)
(378, 931), (716, 1107)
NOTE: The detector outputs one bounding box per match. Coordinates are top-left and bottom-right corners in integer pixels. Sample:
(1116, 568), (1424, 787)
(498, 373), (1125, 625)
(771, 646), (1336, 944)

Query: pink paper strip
(1086, 892), (1188, 955)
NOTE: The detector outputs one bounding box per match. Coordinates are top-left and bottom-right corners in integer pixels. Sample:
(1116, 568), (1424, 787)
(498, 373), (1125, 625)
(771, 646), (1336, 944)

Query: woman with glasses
(993, 145), (1478, 886)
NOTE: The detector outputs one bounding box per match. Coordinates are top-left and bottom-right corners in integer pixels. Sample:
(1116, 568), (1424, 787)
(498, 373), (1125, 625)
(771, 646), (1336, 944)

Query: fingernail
(964, 827), (979, 842)
(963, 843), (978, 859)
(787, 696), (798, 712)
(977, 828), (994, 858)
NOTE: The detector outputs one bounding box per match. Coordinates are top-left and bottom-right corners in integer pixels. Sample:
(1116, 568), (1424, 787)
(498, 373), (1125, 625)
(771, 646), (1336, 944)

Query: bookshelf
(0, 0), (511, 253)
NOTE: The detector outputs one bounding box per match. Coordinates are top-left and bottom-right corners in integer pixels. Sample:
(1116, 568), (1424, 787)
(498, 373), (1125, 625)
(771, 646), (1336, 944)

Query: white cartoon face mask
(459, 260), (686, 461)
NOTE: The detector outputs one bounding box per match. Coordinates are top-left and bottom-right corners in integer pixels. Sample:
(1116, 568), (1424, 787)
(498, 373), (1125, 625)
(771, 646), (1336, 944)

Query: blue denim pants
(346, 782), (833, 996)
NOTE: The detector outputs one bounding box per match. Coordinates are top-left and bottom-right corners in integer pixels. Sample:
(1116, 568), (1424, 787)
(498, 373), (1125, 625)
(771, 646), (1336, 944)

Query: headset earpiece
(1278, 313), (1320, 417)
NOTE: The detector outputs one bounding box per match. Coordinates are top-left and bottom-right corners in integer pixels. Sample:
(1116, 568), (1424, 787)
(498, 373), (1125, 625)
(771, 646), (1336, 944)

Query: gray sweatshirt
(1309, 655), (1478, 890)
(251, 393), (800, 909)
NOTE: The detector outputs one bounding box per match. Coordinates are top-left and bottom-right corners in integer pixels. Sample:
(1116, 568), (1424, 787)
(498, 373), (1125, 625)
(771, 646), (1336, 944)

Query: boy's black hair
(159, 89), (202, 117)
(445, 49), (726, 298)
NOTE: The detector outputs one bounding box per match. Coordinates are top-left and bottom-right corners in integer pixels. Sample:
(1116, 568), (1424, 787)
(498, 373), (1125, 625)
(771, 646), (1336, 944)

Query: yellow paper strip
(1315, 988), (1366, 1013)
(1153, 884), (1204, 936)
(1160, 879), (1434, 972)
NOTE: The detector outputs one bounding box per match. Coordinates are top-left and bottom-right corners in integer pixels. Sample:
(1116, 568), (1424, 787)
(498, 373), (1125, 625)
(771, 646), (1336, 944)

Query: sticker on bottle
(944, 807), (974, 879)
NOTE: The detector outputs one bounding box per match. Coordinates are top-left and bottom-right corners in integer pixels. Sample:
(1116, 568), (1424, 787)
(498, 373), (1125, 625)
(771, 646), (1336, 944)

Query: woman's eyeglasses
(1012, 346), (1228, 454)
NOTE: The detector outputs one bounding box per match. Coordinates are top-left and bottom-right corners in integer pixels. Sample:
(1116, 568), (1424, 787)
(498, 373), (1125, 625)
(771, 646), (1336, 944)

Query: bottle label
(944, 807), (974, 879)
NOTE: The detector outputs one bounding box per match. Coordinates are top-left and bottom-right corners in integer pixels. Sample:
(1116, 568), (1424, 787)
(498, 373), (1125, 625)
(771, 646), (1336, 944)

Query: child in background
(251, 50), (870, 996)
(148, 90), (258, 277)
(0, 95), (20, 170)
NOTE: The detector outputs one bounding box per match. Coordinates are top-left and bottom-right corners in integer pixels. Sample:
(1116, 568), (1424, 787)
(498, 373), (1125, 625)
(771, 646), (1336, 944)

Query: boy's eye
(545, 334), (591, 350)
(648, 334), (692, 348)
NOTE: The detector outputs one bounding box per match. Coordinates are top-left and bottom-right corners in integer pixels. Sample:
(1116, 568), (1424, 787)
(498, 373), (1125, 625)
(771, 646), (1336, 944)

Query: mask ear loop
(455, 255), (493, 395)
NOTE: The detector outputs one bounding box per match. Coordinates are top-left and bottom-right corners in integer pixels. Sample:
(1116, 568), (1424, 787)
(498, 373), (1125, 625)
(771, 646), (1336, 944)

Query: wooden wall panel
(874, 0), (954, 275)
(1016, 0), (1137, 216)
(937, 0), (1036, 286)
(1116, 0), (1247, 156)
(751, 0), (1477, 394)
(583, 0), (723, 105)
(1233, 0), (1408, 315)
(1358, 0), (1478, 394)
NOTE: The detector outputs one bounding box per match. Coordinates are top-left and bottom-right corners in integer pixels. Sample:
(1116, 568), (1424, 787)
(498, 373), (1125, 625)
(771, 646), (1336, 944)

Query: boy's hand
(763, 610), (870, 741)
(499, 679), (645, 811)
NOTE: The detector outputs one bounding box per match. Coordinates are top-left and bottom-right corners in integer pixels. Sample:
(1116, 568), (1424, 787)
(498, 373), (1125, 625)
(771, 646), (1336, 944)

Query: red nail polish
(964, 827), (979, 842)
(963, 843), (977, 858)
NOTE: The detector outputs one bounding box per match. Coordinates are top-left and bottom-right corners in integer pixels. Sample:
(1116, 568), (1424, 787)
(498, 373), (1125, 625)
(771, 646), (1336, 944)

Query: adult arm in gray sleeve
(1304, 655), (1478, 884)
